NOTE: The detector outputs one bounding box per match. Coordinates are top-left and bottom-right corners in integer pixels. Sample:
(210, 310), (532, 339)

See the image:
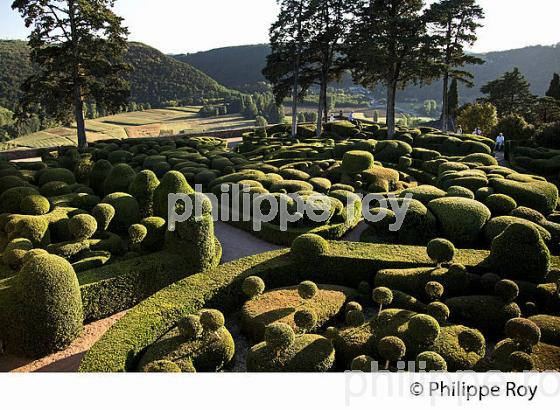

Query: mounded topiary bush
(291, 234), (329, 264)
(12, 254), (83, 357)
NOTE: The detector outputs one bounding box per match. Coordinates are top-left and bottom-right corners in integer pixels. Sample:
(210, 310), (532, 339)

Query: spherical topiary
(199, 309), (225, 332)
(38, 168), (76, 186)
(509, 351), (534, 372)
(129, 223), (147, 246)
(264, 322), (296, 352)
(372, 287), (393, 306)
(408, 314), (441, 344)
(101, 192), (141, 233)
(177, 314), (203, 340)
(153, 171), (194, 218)
(378, 336), (406, 363)
(346, 309), (365, 327)
(68, 214), (97, 240)
(20, 195), (50, 216)
(15, 254), (83, 356)
(427, 302), (450, 323)
(0, 186), (39, 213)
(342, 150), (375, 174)
(128, 169), (160, 218)
(446, 186), (475, 200)
(524, 302), (538, 317)
(298, 280), (319, 300)
(242, 276), (266, 299)
(425, 281), (444, 301)
(291, 234), (329, 263)
(103, 163), (136, 196)
(91, 203), (115, 232)
(345, 301), (363, 316)
(325, 327), (339, 339)
(479, 273), (501, 294)
(485, 194), (517, 216)
(495, 279), (520, 303)
(294, 309), (318, 331)
(427, 238), (455, 266)
(416, 351), (447, 371)
(21, 248), (49, 265)
(351, 355), (374, 372)
(505, 318), (541, 350)
(143, 360), (182, 373)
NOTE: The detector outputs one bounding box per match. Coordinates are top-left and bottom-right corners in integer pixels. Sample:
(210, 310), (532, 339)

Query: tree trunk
(291, 56), (299, 139)
(441, 73), (450, 133)
(73, 82), (87, 149)
(316, 89), (324, 137)
(322, 76), (329, 125)
(386, 81), (397, 139)
(68, 0), (87, 149)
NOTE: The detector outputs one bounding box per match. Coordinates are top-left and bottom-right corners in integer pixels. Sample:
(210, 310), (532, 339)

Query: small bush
(351, 355), (373, 372)
(177, 315), (203, 340)
(485, 194), (517, 216)
(20, 195), (50, 216)
(427, 238), (455, 266)
(68, 214), (98, 240)
(265, 323), (296, 352)
(199, 309), (225, 332)
(92, 203), (115, 231)
(378, 336), (406, 363)
(294, 309), (318, 331)
(427, 302), (450, 323)
(495, 279), (519, 303)
(504, 318), (541, 350)
(242, 276), (266, 299)
(416, 351), (447, 371)
(425, 281), (444, 300)
(143, 360), (182, 373)
(298, 280), (319, 300)
(342, 150), (375, 174)
(346, 309), (365, 327)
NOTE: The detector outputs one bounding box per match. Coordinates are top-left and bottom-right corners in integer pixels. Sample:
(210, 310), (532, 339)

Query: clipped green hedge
(79, 241), (495, 372)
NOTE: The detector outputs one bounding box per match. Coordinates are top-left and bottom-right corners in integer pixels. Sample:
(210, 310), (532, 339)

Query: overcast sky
(0, 0), (558, 54)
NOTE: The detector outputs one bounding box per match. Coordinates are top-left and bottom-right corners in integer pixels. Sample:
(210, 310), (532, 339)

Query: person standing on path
(496, 133), (505, 152)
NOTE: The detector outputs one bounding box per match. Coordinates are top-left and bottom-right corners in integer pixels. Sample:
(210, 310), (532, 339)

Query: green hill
(174, 43), (560, 102)
(0, 40), (238, 111)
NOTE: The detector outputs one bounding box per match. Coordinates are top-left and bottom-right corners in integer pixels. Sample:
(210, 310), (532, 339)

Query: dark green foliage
(90, 160), (113, 195)
(487, 223), (551, 282)
(143, 360), (182, 373)
(20, 195), (50, 216)
(291, 234), (329, 264)
(199, 309), (225, 332)
(104, 164), (136, 196)
(128, 224), (147, 246)
(128, 170), (159, 218)
(298, 280), (319, 300)
(416, 351), (447, 371)
(372, 287), (393, 306)
(346, 309), (365, 327)
(139, 216), (166, 252)
(505, 318), (541, 350)
(378, 336), (406, 362)
(491, 178), (558, 216)
(510, 351), (534, 372)
(13, 254), (83, 357)
(425, 281), (444, 301)
(480, 68), (536, 119)
(153, 171), (194, 218)
(264, 323), (296, 352)
(485, 194), (517, 215)
(432, 325), (485, 371)
(427, 302), (450, 323)
(92, 203), (115, 232)
(351, 355), (373, 372)
(0, 187), (38, 213)
(294, 308), (318, 331)
(427, 238), (455, 265)
(38, 168), (76, 186)
(101, 193), (141, 233)
(342, 150), (375, 174)
(242, 276), (266, 299)
(68, 214), (98, 240)
(495, 280), (519, 303)
(177, 315), (203, 340)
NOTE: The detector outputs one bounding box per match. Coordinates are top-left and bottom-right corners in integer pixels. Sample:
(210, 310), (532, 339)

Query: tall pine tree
(12, 0), (130, 149)
(546, 73), (560, 101)
(263, 0), (314, 138)
(480, 67), (536, 119)
(448, 78), (459, 124)
(426, 0), (484, 132)
(347, 0), (441, 138)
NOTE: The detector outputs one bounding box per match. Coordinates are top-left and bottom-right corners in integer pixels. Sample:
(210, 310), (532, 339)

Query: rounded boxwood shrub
(510, 351), (534, 372)
(128, 223), (147, 246)
(345, 301), (363, 315)
(427, 238), (455, 266)
(400, 185), (446, 205)
(265, 323), (296, 352)
(298, 280), (319, 300)
(91, 203), (115, 232)
(68, 214), (98, 240)
(494, 279), (519, 303)
(39, 181), (71, 197)
(139, 216), (166, 252)
(505, 318), (541, 350)
(346, 309), (365, 327)
(372, 286), (393, 309)
(416, 351), (447, 371)
(446, 186), (475, 199)
(38, 168), (76, 186)
(378, 336), (406, 363)
(177, 314), (203, 340)
(20, 195), (50, 216)
(128, 170), (160, 218)
(89, 160), (113, 195)
(153, 171), (194, 218)
(15, 253), (83, 357)
(485, 194), (517, 216)
(242, 276), (266, 299)
(408, 314), (441, 343)
(491, 178), (558, 215)
(294, 309), (318, 331)
(425, 281), (444, 300)
(103, 163), (136, 196)
(428, 197), (491, 246)
(291, 234), (329, 264)
(427, 302), (450, 323)
(0, 186), (39, 213)
(351, 355), (373, 372)
(342, 150), (375, 174)
(487, 223), (550, 282)
(432, 325), (486, 371)
(101, 193), (141, 233)
(143, 360), (182, 373)
(199, 309), (225, 333)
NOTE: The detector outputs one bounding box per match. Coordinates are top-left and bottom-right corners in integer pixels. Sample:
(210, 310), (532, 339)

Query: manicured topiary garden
(1, 120), (560, 372)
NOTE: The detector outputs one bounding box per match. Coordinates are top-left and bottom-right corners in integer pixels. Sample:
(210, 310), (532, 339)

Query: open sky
(0, 0), (558, 54)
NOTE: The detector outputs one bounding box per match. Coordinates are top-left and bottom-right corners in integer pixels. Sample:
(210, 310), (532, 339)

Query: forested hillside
(0, 40), (238, 111)
(176, 43), (560, 102)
